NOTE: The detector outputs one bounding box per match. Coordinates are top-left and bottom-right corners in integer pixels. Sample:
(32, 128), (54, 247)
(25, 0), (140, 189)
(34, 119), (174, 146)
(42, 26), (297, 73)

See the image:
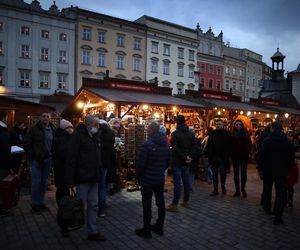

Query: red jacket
(286, 164), (299, 187)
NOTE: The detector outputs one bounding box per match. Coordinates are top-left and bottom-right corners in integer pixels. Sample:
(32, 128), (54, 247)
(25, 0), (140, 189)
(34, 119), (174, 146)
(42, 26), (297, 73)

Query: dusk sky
(28, 0), (300, 73)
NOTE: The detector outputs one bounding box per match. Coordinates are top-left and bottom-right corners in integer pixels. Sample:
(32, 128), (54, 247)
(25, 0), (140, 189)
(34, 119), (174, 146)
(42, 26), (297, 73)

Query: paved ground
(1, 164), (300, 250)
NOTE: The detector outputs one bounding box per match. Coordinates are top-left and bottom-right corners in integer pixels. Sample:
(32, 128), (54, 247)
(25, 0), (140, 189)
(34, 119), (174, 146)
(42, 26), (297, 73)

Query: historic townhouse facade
(223, 47), (263, 102)
(63, 7), (147, 91)
(135, 15), (198, 95)
(0, 0), (76, 102)
(223, 53), (246, 100)
(196, 26), (224, 92)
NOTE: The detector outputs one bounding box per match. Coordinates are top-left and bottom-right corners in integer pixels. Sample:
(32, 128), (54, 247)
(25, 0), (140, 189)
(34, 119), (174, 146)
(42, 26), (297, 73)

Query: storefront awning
(205, 99), (277, 113)
(262, 105), (300, 115)
(86, 87), (205, 108)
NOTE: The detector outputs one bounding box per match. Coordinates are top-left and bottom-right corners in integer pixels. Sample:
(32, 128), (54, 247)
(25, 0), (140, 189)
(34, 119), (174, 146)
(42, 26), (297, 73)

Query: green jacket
(23, 121), (56, 164)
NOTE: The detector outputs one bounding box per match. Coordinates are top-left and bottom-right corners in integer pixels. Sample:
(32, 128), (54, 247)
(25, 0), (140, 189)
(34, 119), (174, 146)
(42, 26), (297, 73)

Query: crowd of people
(0, 110), (299, 242)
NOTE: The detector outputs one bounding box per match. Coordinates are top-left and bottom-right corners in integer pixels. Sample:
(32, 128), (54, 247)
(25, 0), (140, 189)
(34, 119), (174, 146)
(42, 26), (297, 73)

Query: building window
(225, 80), (229, 90)
(82, 50), (90, 64)
(83, 28), (91, 40)
(189, 50), (194, 61)
(57, 74), (67, 90)
(178, 64), (184, 77)
(98, 31), (106, 43)
(209, 79), (213, 88)
(41, 48), (49, 61)
(117, 34), (125, 47)
(216, 80), (221, 90)
(252, 90), (255, 97)
(21, 26), (30, 35)
(151, 41), (158, 53)
(98, 53), (106, 67)
(239, 82), (243, 91)
(200, 78), (205, 88)
(253, 78), (255, 86)
(239, 69), (243, 76)
(163, 44), (170, 56)
(39, 72), (50, 88)
(0, 68), (4, 85)
(59, 33), (67, 41)
(209, 65), (214, 74)
(178, 47), (184, 59)
(41, 30), (49, 39)
(58, 50), (67, 63)
(246, 89), (249, 98)
(151, 59), (158, 73)
(133, 57), (140, 71)
(163, 61), (169, 75)
(0, 41), (3, 55)
(19, 71), (31, 87)
(0, 22), (3, 31)
(200, 63), (205, 73)
(233, 81), (236, 90)
(134, 38), (141, 50)
(225, 66), (229, 74)
(233, 67), (236, 75)
(177, 87), (183, 95)
(116, 55), (124, 69)
(217, 67), (221, 76)
(247, 77), (249, 85)
(189, 65), (194, 78)
(21, 45), (30, 58)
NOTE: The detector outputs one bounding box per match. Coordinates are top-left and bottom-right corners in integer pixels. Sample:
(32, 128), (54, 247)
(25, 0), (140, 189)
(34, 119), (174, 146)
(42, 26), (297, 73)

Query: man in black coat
(257, 121), (294, 225)
(167, 115), (196, 212)
(206, 119), (232, 196)
(135, 122), (170, 238)
(66, 115), (106, 241)
(0, 112), (12, 217)
(97, 119), (115, 218)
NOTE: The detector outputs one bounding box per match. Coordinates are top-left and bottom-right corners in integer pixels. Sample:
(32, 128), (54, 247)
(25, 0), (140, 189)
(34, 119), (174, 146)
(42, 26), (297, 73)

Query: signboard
(202, 93), (229, 100)
(261, 100), (279, 106)
(110, 83), (151, 92)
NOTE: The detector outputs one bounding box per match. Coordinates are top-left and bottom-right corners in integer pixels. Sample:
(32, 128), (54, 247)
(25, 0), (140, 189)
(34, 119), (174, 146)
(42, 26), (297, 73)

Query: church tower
(271, 48), (285, 81)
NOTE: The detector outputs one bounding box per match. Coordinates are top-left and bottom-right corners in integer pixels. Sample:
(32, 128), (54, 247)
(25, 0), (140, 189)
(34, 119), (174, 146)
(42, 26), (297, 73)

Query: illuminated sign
(202, 93), (229, 100)
(111, 83), (151, 92)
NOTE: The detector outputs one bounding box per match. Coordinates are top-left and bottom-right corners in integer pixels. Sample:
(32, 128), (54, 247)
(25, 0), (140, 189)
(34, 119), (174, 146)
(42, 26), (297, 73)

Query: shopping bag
(57, 189), (84, 229)
(0, 174), (21, 209)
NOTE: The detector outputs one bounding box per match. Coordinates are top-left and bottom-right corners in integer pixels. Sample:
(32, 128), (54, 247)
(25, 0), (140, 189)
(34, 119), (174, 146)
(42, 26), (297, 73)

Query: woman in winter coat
(52, 119), (74, 237)
(231, 120), (252, 198)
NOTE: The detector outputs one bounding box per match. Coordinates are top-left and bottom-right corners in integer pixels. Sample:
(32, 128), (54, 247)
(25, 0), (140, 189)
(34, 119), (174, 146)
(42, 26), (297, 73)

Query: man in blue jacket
(135, 122), (170, 239)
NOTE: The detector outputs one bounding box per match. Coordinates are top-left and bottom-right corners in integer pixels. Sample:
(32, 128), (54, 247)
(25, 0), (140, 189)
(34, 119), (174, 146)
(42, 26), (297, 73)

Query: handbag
(57, 188), (85, 229)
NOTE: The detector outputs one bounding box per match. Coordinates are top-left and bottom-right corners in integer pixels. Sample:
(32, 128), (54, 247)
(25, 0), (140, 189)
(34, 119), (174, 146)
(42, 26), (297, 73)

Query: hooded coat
(66, 123), (101, 185)
(257, 130), (294, 177)
(171, 124), (196, 166)
(136, 133), (170, 187)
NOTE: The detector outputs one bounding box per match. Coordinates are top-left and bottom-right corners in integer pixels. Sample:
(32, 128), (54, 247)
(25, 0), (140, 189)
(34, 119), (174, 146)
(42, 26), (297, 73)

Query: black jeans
(232, 159), (248, 192)
(141, 185), (165, 232)
(262, 176), (286, 218)
(211, 157), (227, 189)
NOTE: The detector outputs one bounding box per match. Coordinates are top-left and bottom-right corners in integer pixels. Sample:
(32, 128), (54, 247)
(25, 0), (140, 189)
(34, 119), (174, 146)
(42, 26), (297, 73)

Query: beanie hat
(176, 115), (186, 125)
(60, 119), (73, 130)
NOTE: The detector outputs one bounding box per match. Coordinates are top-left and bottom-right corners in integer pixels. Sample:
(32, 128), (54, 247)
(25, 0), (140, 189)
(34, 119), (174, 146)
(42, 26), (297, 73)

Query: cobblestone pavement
(1, 164), (300, 250)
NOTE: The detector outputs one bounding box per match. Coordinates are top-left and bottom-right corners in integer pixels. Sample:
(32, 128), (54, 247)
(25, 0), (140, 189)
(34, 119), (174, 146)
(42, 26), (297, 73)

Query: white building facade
(135, 15), (198, 95)
(0, 0), (76, 102)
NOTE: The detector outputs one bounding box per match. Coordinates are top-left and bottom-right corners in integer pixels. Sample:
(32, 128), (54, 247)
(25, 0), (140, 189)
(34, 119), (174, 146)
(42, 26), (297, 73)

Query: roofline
(135, 15), (196, 33)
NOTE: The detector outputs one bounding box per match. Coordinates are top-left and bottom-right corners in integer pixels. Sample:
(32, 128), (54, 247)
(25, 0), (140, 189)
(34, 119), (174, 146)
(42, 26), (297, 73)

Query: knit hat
(60, 119), (73, 130)
(176, 115), (186, 125)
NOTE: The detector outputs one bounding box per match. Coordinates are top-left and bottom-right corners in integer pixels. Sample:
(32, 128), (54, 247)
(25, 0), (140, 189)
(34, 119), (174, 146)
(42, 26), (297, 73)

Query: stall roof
(206, 99), (277, 113)
(86, 87), (205, 108)
(262, 105), (300, 115)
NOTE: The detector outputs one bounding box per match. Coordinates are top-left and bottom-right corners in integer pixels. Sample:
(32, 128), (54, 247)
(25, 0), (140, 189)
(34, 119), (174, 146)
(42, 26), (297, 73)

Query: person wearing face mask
(66, 115), (106, 241)
(52, 119), (74, 237)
